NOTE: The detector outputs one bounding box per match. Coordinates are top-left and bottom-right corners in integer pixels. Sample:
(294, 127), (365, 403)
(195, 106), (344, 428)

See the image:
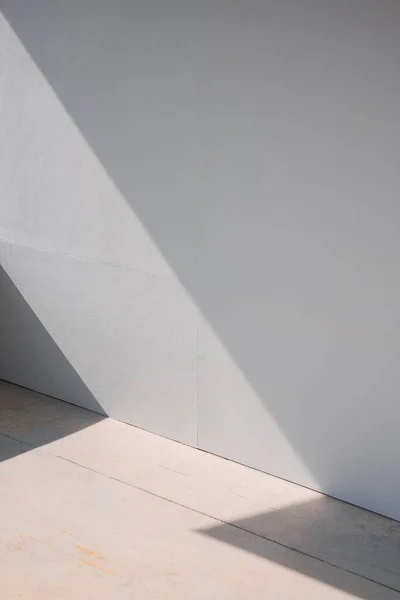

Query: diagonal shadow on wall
(2, 0), (400, 509)
(0, 266), (105, 462)
(2, 0), (400, 513)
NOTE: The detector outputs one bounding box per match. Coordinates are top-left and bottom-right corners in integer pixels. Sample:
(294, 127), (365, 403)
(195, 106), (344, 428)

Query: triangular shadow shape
(0, 266), (105, 460)
(199, 496), (400, 599)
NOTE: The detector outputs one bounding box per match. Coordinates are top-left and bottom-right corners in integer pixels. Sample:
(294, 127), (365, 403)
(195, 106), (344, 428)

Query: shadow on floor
(0, 265), (105, 461)
(199, 495), (400, 599)
(0, 380), (104, 462)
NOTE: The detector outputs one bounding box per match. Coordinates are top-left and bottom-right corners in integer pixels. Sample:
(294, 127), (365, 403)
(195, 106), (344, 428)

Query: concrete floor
(1, 381), (400, 599)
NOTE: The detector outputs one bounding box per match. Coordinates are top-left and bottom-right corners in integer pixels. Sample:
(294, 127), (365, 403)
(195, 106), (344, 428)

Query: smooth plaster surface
(1, 1), (400, 519)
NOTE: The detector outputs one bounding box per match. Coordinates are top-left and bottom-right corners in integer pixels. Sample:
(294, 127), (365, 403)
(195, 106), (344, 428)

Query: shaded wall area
(0, 265), (105, 459)
(0, 266), (103, 414)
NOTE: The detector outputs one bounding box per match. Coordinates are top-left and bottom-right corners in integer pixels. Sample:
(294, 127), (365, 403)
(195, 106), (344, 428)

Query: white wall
(1, 0), (400, 519)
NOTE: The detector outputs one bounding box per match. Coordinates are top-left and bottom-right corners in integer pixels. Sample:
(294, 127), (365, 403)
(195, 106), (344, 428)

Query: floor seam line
(54, 454), (400, 595)
(1, 430), (398, 594)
